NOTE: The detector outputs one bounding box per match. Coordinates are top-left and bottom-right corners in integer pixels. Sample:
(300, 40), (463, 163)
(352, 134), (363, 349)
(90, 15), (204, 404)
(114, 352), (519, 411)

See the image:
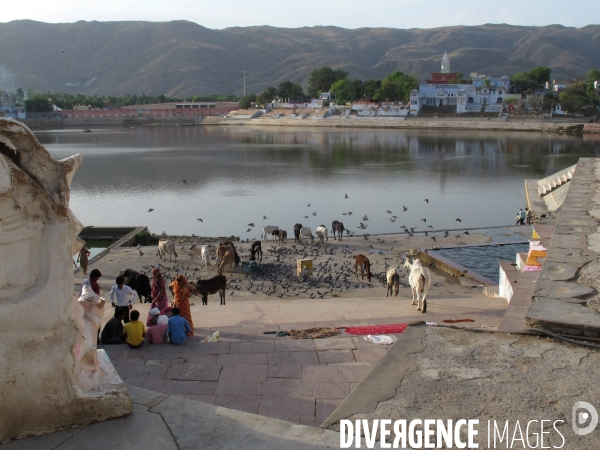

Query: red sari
(169, 276), (194, 336)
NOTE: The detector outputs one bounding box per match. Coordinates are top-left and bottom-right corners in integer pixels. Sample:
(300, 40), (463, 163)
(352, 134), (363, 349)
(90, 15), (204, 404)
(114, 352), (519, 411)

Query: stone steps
(537, 164), (576, 196)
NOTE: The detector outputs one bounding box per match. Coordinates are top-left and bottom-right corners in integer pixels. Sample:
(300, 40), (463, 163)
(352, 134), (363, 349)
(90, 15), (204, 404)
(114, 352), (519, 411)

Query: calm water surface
(36, 126), (600, 240)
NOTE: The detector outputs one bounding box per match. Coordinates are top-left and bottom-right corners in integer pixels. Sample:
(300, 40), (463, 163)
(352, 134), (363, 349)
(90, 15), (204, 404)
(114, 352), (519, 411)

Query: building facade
(410, 55), (508, 115)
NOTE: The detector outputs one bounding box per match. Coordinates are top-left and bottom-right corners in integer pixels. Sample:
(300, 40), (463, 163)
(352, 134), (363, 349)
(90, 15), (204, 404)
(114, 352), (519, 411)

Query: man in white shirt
(110, 275), (139, 324)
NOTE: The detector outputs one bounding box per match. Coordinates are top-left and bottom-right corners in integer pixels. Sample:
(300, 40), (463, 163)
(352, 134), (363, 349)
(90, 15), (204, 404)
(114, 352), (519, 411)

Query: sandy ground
(74, 231), (515, 331)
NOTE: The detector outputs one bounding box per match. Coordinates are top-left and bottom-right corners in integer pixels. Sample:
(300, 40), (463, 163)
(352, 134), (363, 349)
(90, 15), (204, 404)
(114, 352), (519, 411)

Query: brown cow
(279, 230), (287, 245)
(355, 254), (373, 282)
(192, 275), (227, 305)
(218, 250), (235, 275)
(219, 240), (240, 266)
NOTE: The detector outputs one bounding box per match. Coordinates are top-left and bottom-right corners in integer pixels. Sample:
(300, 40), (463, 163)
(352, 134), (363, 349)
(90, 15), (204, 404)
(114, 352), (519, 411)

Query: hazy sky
(2, 0), (599, 29)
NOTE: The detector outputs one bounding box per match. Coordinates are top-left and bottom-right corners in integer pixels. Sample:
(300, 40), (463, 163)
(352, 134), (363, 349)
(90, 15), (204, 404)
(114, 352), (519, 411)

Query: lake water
(37, 126), (600, 240)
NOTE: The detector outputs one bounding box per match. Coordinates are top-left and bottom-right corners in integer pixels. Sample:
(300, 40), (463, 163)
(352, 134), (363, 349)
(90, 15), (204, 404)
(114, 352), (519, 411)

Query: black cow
(250, 241), (263, 261)
(294, 223), (303, 242)
(332, 220), (345, 241)
(119, 269), (152, 303)
(192, 275), (227, 305)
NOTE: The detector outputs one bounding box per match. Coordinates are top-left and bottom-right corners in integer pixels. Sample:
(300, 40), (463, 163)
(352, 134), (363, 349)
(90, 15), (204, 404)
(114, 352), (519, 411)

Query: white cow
(156, 239), (178, 262)
(200, 245), (212, 268)
(386, 267), (400, 297)
(262, 225), (279, 241)
(316, 226), (328, 243)
(403, 255), (431, 313)
(299, 226), (314, 244)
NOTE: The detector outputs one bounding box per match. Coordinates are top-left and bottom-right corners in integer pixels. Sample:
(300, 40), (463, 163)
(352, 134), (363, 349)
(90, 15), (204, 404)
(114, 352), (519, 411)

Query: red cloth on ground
(344, 324), (408, 335)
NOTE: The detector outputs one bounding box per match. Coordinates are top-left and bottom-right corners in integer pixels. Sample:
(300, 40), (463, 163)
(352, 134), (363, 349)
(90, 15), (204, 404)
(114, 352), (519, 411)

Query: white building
(409, 55), (508, 115)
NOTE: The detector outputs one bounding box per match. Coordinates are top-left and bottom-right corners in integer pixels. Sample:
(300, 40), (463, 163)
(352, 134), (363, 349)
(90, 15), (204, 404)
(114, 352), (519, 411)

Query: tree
(277, 81), (304, 100)
(379, 71), (418, 102)
(586, 69), (600, 81)
(528, 66), (552, 86)
(363, 79), (381, 98)
(238, 94), (257, 109)
(307, 67), (348, 98)
(483, 78), (491, 87)
(257, 86), (278, 106)
(330, 79), (351, 104)
(558, 84), (589, 112)
(510, 72), (539, 92)
(15, 88), (24, 105)
(24, 95), (52, 112)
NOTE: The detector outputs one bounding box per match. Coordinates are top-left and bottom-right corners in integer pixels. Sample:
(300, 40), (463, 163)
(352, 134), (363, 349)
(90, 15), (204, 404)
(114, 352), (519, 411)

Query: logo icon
(572, 401), (598, 436)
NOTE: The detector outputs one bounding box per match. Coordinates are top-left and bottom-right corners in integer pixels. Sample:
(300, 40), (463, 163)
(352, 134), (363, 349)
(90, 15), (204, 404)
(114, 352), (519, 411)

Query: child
(123, 310), (146, 349)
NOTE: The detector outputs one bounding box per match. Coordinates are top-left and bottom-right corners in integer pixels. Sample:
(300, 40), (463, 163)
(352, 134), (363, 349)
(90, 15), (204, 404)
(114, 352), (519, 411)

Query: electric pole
(243, 71), (247, 97)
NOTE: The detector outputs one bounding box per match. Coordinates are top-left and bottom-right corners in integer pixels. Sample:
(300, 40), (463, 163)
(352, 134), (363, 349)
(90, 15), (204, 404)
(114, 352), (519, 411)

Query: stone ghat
(525, 157), (600, 337)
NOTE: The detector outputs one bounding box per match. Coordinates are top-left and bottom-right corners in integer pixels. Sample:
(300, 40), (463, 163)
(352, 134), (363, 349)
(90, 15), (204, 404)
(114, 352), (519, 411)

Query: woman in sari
(168, 274), (194, 336)
(151, 268), (169, 311)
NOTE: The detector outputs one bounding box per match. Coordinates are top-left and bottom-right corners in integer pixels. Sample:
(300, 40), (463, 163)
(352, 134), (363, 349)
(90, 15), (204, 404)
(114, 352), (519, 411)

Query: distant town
(1, 54), (599, 124)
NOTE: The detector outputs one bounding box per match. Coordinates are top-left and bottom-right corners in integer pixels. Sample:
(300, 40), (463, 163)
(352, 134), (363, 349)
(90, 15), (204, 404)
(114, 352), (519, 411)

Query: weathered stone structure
(0, 118), (131, 442)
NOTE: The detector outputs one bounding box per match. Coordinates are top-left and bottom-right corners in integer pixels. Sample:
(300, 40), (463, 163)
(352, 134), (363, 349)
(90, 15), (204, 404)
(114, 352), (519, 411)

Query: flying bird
(424, 199), (429, 203)
(248, 223), (255, 227)
(402, 206), (408, 211)
(246, 228), (252, 233)
(263, 215), (268, 220)
(182, 179), (187, 183)
(421, 218), (427, 223)
(431, 236), (437, 242)
(362, 215), (369, 221)
(386, 210), (392, 214)
(390, 217), (397, 223)
(348, 212), (353, 215)
(148, 208), (154, 212)
(307, 203), (311, 207)
(344, 194), (348, 199)
(197, 218), (203, 222)
(61, 48), (65, 52)
(304, 215), (309, 219)
(455, 218), (462, 222)
(312, 211), (317, 216)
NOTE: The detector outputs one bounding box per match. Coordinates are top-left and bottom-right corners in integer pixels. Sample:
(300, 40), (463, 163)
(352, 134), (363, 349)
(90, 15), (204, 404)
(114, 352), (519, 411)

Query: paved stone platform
(525, 158), (600, 336)
(101, 293), (505, 427)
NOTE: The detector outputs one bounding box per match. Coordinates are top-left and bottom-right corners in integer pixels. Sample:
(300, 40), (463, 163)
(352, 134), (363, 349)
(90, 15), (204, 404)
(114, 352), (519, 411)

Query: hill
(0, 21), (598, 96)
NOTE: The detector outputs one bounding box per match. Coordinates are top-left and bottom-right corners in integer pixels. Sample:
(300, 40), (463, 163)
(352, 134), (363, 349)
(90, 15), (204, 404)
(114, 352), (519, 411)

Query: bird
(148, 208), (154, 212)
(248, 223), (255, 227)
(182, 179), (187, 183)
(348, 212), (353, 215)
(61, 48), (65, 52)
(455, 218), (462, 222)
(312, 211), (317, 216)
(431, 236), (437, 242)
(444, 231), (449, 237)
(402, 206), (408, 211)
(304, 215), (309, 219)
(421, 218), (427, 223)
(389, 217), (397, 223)
(428, 225), (433, 229)
(246, 228), (252, 233)
(263, 215), (268, 220)
(425, 199), (429, 203)
(307, 203), (311, 207)
(344, 194), (348, 199)
(362, 215), (369, 221)
(136, 245), (144, 257)
(386, 210), (392, 214)
(197, 218), (203, 222)
(464, 231), (470, 235)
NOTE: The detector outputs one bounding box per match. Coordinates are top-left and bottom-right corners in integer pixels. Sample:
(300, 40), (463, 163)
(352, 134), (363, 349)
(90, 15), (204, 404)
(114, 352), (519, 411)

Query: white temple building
(409, 54), (509, 115)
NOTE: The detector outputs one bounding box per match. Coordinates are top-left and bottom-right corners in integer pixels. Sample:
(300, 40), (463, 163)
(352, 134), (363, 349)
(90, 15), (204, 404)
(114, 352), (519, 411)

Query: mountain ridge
(0, 20), (597, 96)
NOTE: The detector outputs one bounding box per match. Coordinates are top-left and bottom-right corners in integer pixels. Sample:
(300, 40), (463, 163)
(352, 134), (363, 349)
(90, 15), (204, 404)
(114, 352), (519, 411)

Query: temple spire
(441, 52), (450, 74)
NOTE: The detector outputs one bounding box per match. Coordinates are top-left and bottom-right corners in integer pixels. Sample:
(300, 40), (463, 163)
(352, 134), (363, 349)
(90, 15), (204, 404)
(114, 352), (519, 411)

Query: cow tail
(173, 250), (178, 258)
(420, 274), (425, 293)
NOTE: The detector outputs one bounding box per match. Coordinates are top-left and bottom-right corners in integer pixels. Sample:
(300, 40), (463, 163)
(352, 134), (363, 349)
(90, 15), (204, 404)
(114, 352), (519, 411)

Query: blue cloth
(167, 315), (191, 345)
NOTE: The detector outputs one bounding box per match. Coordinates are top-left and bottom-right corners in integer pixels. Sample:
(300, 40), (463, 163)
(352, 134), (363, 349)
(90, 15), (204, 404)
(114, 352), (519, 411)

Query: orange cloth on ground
(169, 278), (194, 336)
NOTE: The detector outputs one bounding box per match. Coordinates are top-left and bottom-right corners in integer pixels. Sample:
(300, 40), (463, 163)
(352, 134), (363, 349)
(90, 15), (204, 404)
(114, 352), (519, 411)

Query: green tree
(483, 78), (491, 87)
(330, 79), (351, 104)
(257, 86), (278, 106)
(24, 95), (52, 112)
(528, 66), (552, 86)
(510, 72), (539, 92)
(15, 88), (24, 105)
(558, 84), (589, 112)
(363, 79), (381, 98)
(380, 71), (418, 102)
(307, 67), (348, 98)
(238, 94), (257, 109)
(586, 69), (600, 81)
(277, 81), (304, 100)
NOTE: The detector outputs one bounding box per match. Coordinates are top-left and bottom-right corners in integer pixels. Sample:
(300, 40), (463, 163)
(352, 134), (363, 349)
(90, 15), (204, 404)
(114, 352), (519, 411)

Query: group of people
(79, 266), (197, 348)
(516, 208), (532, 225)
